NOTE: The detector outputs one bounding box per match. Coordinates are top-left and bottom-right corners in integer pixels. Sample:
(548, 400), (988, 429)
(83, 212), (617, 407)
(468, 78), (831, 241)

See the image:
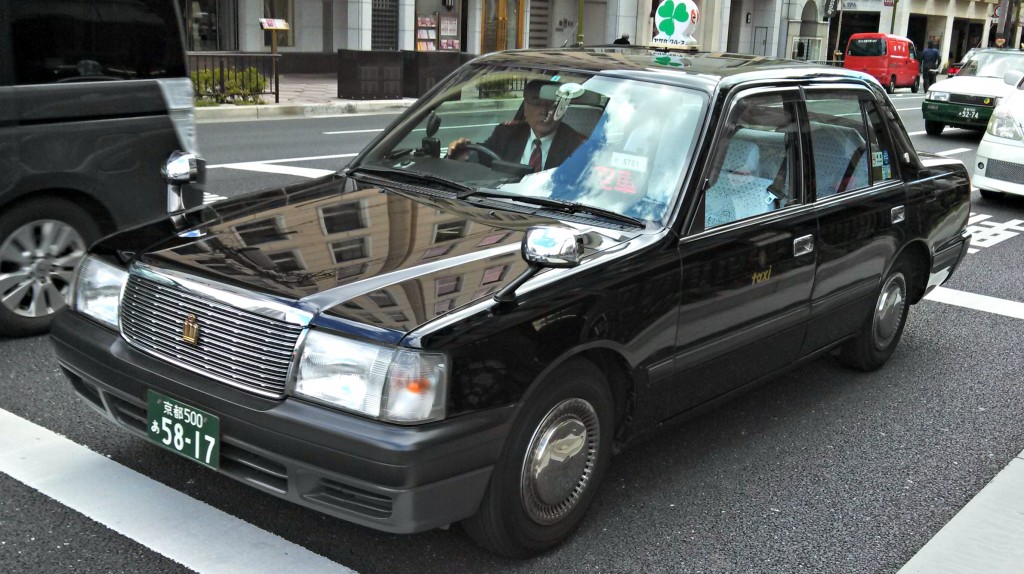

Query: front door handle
(794, 234), (814, 257)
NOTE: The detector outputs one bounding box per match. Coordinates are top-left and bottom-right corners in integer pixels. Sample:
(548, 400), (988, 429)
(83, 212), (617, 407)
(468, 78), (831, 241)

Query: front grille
(986, 159), (1024, 184)
(120, 274), (303, 398)
(950, 94), (997, 106)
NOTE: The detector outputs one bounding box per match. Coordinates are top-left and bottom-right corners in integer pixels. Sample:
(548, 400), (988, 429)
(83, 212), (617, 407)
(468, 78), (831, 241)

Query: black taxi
(51, 48), (971, 558)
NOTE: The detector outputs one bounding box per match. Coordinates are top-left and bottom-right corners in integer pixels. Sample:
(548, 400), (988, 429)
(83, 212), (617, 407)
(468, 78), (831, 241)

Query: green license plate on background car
(958, 107), (979, 119)
(147, 391), (220, 470)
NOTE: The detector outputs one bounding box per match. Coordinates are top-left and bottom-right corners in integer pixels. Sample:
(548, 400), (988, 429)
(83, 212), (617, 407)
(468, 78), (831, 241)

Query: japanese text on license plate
(146, 391), (220, 470)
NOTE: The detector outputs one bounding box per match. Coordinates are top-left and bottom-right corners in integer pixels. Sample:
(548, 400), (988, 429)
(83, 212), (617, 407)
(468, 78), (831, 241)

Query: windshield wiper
(348, 165), (473, 195)
(461, 188), (645, 228)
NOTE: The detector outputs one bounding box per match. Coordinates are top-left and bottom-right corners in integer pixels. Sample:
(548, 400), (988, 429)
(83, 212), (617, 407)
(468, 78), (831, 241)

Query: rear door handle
(794, 234), (814, 257)
(892, 205), (906, 224)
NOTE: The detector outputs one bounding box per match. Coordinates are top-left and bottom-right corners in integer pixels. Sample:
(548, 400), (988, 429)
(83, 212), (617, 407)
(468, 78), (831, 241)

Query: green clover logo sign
(653, 55), (683, 67)
(656, 0), (690, 37)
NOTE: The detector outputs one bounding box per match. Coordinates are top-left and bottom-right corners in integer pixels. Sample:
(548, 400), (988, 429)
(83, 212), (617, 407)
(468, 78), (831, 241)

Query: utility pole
(889, 0), (899, 34)
(833, 3), (844, 62)
(576, 0), (584, 46)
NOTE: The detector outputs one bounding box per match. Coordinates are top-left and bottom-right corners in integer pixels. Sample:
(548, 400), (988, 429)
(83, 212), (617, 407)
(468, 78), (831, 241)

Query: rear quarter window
(5, 0), (186, 85)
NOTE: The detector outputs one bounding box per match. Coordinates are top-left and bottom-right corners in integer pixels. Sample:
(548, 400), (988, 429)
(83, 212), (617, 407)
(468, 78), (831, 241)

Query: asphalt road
(2, 92), (1023, 574)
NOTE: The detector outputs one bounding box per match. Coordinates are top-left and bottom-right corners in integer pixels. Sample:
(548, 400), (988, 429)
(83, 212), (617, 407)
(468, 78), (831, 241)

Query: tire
(886, 76), (896, 94)
(911, 75), (920, 94)
(979, 189), (1003, 200)
(461, 359), (614, 558)
(924, 120), (944, 136)
(838, 263), (911, 372)
(0, 199), (99, 337)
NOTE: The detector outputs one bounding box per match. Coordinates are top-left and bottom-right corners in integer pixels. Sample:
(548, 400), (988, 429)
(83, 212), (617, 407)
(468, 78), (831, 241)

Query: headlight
(927, 91), (950, 102)
(73, 256), (128, 330)
(295, 329), (447, 423)
(986, 108), (1023, 140)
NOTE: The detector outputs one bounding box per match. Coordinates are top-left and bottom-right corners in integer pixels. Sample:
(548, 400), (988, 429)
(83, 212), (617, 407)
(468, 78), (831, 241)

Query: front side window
(703, 90), (801, 229)
(356, 64), (706, 225)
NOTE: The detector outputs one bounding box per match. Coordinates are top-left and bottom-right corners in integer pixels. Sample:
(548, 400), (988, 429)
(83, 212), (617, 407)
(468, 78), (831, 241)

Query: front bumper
(922, 101), (993, 129)
(51, 310), (513, 534)
(974, 136), (1024, 197)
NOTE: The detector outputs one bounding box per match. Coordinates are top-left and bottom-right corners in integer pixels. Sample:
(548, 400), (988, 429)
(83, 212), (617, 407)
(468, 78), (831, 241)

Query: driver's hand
(447, 138), (471, 161)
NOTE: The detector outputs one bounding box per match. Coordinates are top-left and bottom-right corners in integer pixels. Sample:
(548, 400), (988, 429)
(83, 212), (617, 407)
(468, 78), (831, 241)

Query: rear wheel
(0, 199), (99, 336)
(461, 359), (614, 558)
(838, 262), (910, 372)
(924, 120), (944, 135)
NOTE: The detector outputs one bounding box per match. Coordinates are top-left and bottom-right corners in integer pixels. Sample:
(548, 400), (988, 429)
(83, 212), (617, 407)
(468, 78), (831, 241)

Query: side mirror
(162, 151), (199, 227)
(494, 226), (584, 304)
(1004, 69), (1024, 88)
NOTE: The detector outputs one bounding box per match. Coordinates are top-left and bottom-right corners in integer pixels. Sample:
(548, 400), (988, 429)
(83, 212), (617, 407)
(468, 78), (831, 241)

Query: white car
(974, 69), (1024, 199)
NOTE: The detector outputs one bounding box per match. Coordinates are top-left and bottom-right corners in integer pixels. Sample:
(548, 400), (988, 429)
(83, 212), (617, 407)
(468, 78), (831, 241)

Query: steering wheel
(462, 143), (502, 166)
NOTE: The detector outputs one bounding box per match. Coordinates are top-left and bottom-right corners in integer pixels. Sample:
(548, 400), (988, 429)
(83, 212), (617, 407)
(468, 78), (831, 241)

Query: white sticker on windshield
(610, 152), (648, 173)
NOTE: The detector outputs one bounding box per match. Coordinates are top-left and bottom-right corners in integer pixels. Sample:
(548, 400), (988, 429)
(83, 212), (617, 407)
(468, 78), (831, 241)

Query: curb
(195, 100), (417, 123)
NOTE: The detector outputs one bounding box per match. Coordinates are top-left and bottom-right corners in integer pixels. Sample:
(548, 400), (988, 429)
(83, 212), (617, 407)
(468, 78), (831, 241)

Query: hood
(127, 174), (641, 337)
(929, 75), (1015, 99)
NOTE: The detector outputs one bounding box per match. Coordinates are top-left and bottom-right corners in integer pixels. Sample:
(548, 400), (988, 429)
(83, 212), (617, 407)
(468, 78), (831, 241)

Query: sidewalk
(195, 74), (416, 122)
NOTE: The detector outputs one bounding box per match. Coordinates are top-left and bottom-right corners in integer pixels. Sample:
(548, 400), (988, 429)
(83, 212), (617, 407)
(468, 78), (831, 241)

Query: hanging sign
(652, 0), (700, 48)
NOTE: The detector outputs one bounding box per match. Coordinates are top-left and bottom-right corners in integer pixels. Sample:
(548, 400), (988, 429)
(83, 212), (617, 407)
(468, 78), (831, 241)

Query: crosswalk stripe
(925, 286), (1024, 320)
(0, 409), (357, 574)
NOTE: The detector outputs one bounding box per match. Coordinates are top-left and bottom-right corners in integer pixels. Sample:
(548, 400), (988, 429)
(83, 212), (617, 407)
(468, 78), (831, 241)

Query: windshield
(958, 51), (1024, 78)
(356, 64), (706, 224)
(848, 38), (885, 57)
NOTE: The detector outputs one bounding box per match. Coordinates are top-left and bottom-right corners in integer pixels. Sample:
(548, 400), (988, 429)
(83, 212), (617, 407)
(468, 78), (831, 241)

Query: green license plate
(958, 106), (979, 119)
(147, 391), (220, 470)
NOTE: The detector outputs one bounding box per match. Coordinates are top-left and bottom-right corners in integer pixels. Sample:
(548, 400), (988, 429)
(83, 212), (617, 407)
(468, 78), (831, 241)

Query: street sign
(259, 18), (289, 30)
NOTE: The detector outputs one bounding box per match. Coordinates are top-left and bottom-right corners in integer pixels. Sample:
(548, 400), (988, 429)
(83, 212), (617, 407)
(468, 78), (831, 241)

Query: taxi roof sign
(651, 0), (700, 49)
(259, 18), (289, 30)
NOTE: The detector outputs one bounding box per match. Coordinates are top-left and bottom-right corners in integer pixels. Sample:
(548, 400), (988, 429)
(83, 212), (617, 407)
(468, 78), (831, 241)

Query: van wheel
(461, 359), (614, 558)
(885, 76), (896, 93)
(911, 75), (920, 93)
(924, 120), (944, 135)
(838, 263), (910, 372)
(979, 189), (1003, 200)
(0, 199), (99, 337)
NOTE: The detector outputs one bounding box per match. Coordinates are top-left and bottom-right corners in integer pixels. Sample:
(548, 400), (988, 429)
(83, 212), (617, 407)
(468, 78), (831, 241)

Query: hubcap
(520, 397), (599, 525)
(0, 219), (86, 318)
(872, 272), (906, 350)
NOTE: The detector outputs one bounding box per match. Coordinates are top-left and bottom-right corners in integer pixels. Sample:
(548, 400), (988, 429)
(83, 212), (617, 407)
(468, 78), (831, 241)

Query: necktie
(529, 139), (542, 172)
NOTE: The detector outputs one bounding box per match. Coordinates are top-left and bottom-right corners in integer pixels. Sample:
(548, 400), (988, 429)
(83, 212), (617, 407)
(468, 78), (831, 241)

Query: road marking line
(936, 148), (972, 156)
(321, 128), (385, 134)
(211, 162), (336, 179)
(925, 286), (1024, 320)
(0, 408), (357, 574)
(895, 107), (922, 111)
(907, 130), (927, 136)
(208, 153), (356, 168)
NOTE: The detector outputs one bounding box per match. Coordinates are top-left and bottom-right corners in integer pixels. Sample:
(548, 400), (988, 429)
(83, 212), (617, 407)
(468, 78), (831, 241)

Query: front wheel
(461, 359), (614, 558)
(0, 199), (99, 336)
(924, 120), (944, 136)
(911, 75), (920, 93)
(838, 263), (911, 372)
(886, 76), (896, 93)
(979, 189), (1003, 200)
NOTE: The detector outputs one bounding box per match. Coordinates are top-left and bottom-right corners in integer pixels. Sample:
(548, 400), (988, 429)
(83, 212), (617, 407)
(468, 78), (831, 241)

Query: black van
(0, 0), (202, 336)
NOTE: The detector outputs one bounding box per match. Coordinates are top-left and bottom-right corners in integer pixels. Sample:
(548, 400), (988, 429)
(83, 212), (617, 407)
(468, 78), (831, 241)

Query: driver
(448, 79), (586, 171)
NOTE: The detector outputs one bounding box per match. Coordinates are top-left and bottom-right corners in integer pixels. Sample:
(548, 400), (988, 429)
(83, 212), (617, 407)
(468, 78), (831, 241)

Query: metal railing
(187, 52), (281, 103)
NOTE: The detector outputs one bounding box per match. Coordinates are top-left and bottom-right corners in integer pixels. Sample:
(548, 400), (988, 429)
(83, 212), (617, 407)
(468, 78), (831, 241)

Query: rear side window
(6, 0), (186, 85)
(805, 90), (898, 198)
(848, 38), (884, 57)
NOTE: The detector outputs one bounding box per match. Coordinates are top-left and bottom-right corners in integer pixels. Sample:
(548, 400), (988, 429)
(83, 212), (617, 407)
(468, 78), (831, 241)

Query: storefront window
(263, 0), (294, 48)
(185, 0), (238, 51)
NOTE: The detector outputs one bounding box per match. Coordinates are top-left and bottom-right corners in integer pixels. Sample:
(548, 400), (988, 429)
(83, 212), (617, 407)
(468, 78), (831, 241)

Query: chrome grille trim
(120, 264), (311, 398)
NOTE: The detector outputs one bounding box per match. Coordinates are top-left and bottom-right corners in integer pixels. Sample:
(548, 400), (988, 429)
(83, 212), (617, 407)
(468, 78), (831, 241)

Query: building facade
(184, 0), (1016, 69)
